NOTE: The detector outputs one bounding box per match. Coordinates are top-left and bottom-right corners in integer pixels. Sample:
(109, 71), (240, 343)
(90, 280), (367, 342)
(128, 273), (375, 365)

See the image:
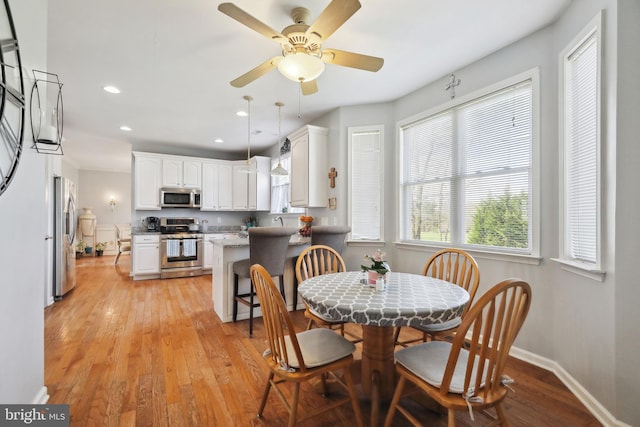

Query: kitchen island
(211, 236), (309, 323)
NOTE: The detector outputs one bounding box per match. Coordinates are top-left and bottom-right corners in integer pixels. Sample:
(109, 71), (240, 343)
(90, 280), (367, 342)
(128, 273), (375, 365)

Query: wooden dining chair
(114, 224), (131, 265)
(291, 226), (351, 310)
(384, 278), (532, 427)
(295, 245), (361, 343)
(250, 264), (364, 427)
(394, 248), (480, 347)
(232, 227), (297, 337)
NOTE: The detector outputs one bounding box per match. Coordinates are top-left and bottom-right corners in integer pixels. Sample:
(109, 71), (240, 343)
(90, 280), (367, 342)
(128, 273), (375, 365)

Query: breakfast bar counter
(211, 236), (309, 323)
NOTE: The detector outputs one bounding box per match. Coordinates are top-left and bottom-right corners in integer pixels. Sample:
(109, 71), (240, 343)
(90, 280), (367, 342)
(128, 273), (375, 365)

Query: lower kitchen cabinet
(203, 234), (215, 271)
(132, 234), (160, 279)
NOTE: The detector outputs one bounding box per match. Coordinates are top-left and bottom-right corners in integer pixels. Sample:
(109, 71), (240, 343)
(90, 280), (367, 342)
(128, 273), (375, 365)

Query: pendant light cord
(244, 95), (253, 165)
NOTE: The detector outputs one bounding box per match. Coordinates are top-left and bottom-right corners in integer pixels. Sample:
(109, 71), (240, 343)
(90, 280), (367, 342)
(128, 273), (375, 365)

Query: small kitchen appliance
(144, 216), (160, 231)
(160, 187), (201, 208)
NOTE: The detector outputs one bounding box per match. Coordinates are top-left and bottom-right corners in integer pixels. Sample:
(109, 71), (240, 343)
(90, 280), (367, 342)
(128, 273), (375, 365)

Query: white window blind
(349, 126), (383, 240)
(270, 155), (304, 214)
(563, 30), (599, 265)
(401, 78), (534, 254)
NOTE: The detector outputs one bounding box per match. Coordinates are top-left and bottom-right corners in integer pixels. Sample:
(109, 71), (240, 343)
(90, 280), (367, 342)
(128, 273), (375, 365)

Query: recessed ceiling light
(236, 110), (248, 117)
(103, 85), (121, 94)
(214, 138), (224, 144)
(120, 126), (132, 131)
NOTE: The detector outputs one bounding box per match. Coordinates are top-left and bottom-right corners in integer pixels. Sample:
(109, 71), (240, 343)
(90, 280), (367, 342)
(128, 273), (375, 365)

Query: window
(559, 14), (601, 271)
(399, 72), (538, 256)
(349, 125), (384, 241)
(270, 155), (304, 214)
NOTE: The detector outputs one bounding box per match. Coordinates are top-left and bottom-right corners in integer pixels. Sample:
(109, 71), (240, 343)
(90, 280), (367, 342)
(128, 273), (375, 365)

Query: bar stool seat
(232, 226), (297, 337)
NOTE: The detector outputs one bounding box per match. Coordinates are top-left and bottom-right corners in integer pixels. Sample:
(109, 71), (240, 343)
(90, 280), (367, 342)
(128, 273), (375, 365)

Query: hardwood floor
(45, 255), (601, 426)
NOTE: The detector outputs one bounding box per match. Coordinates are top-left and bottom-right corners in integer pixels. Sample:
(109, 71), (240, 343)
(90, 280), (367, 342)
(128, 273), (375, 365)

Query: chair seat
(413, 316), (461, 333)
(395, 341), (486, 394)
(284, 328), (355, 368)
(232, 258), (251, 277)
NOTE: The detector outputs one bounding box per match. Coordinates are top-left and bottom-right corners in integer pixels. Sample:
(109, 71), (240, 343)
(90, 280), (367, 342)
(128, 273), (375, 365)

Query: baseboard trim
(510, 346), (630, 427)
(32, 386), (49, 404)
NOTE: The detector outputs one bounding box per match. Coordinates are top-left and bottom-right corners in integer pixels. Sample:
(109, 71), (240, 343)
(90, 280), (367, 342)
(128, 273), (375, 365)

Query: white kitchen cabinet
(232, 161), (249, 210)
(203, 234), (220, 271)
(249, 156), (271, 211)
(232, 156), (271, 211)
(203, 237), (213, 271)
(289, 125), (328, 207)
(201, 161), (233, 211)
(132, 234), (160, 279)
(133, 152), (162, 210)
(162, 157), (201, 188)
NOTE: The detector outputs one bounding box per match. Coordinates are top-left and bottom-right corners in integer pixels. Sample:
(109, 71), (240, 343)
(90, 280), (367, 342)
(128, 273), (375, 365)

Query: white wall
(77, 169), (132, 226)
(613, 0), (640, 422)
(0, 0), (49, 404)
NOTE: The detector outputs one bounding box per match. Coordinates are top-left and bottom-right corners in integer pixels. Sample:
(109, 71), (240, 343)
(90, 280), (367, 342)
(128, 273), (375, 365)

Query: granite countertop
(131, 227), (161, 236)
(214, 236), (310, 248)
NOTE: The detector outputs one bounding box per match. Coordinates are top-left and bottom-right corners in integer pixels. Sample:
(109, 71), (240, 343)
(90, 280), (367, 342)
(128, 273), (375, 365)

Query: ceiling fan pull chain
(298, 83), (302, 119)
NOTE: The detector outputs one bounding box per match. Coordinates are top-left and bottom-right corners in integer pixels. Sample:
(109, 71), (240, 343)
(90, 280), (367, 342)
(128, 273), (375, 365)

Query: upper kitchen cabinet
(133, 151), (162, 210)
(201, 160), (233, 211)
(162, 157), (202, 188)
(289, 125), (328, 207)
(232, 156), (271, 211)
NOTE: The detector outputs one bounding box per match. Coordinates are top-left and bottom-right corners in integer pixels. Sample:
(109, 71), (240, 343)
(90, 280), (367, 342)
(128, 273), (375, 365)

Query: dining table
(297, 270), (470, 425)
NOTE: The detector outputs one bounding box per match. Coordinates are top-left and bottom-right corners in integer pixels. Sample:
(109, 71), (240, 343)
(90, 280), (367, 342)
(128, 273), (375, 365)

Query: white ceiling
(45, 0), (571, 173)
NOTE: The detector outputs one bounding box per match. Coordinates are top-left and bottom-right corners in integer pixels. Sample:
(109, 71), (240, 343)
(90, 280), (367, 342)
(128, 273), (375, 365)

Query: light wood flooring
(44, 255), (602, 426)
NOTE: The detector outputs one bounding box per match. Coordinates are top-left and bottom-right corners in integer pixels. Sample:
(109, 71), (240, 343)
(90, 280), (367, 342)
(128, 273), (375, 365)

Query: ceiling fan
(218, 0), (384, 95)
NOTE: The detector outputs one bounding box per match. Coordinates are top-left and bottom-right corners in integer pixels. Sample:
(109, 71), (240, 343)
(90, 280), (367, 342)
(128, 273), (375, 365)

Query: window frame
(348, 125), (385, 242)
(397, 69), (541, 260)
(554, 12), (604, 279)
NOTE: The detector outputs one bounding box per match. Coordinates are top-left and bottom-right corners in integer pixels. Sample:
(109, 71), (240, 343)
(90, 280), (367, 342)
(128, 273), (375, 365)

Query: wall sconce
(29, 70), (64, 155)
(109, 197), (116, 211)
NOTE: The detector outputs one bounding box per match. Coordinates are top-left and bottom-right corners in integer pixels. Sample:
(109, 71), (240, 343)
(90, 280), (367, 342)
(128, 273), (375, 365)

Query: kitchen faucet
(274, 216), (283, 227)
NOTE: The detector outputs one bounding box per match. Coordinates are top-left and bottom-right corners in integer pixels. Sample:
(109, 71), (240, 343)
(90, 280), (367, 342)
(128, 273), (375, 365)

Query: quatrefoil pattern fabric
(298, 271), (470, 327)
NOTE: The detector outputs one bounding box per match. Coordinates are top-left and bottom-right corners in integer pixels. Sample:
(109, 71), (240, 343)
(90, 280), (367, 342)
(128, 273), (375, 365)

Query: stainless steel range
(159, 217), (203, 279)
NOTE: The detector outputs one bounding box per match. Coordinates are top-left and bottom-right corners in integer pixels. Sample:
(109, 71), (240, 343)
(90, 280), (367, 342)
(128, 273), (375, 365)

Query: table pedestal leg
(361, 325), (395, 426)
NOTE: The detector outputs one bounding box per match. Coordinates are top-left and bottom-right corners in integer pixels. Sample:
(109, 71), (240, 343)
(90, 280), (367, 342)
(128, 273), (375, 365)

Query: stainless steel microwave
(160, 187), (201, 208)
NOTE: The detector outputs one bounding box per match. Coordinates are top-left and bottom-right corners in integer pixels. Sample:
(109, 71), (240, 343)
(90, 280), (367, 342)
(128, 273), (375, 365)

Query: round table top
(298, 271), (470, 327)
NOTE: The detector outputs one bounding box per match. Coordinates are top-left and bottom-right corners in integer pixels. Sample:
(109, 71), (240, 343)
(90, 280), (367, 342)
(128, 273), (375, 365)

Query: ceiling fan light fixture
(277, 53), (325, 83)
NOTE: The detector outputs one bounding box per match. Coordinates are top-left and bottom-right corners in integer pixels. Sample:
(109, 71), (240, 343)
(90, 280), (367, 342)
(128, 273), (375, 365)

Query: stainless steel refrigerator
(54, 176), (77, 298)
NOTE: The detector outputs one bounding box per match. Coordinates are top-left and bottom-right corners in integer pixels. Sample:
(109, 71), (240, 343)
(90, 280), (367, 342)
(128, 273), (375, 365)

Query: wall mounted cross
(328, 167), (338, 188)
(445, 73), (461, 99)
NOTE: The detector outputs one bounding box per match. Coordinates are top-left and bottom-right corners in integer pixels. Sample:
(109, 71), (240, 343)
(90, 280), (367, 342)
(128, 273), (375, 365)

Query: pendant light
(238, 95), (257, 174)
(271, 101), (288, 176)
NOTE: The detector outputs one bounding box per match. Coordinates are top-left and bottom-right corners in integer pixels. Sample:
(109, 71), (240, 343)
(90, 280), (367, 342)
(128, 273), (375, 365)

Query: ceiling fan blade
(230, 57), (282, 88)
(300, 79), (318, 96)
(218, 3), (287, 43)
(306, 0), (361, 41)
(322, 48), (384, 72)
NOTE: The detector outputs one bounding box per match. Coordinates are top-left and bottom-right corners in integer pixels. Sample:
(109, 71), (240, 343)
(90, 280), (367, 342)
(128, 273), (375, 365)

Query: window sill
(394, 241), (542, 266)
(346, 240), (387, 247)
(550, 258), (606, 282)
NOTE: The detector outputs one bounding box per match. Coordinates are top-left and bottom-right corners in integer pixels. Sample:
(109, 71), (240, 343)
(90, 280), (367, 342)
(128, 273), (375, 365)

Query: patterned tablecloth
(298, 271), (470, 328)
